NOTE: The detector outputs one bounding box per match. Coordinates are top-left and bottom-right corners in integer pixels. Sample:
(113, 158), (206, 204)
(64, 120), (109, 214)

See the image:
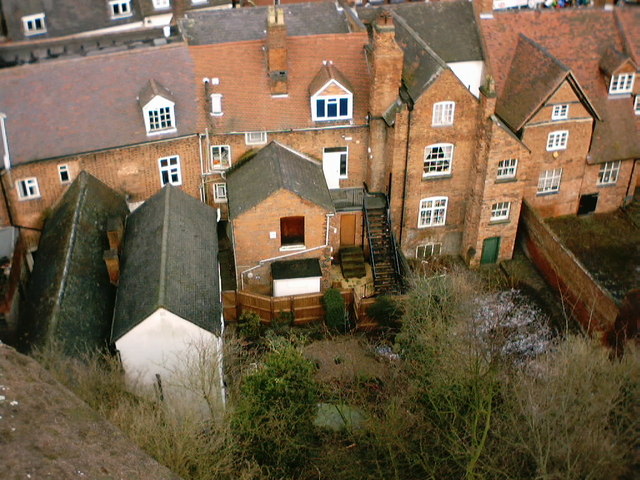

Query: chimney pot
(107, 216), (124, 252)
(103, 249), (120, 286)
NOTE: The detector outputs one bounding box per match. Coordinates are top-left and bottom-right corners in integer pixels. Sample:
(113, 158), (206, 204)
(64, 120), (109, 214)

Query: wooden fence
(222, 288), (380, 329)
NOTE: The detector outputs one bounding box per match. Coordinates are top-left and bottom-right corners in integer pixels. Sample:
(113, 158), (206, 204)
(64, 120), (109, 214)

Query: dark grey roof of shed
(179, 3), (350, 45)
(19, 171), (129, 357)
(112, 185), (222, 342)
(1, 0), (143, 41)
(272, 258), (322, 280)
(226, 141), (334, 219)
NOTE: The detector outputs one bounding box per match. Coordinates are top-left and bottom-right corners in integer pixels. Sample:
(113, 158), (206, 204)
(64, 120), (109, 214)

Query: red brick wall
(2, 136), (202, 245)
(398, 70), (480, 257)
(231, 189), (332, 291)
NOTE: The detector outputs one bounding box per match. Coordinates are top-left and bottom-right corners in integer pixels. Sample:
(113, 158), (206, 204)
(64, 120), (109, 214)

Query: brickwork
(1, 135), (201, 247)
(231, 189), (332, 291)
(581, 160), (637, 213)
(398, 70), (481, 258)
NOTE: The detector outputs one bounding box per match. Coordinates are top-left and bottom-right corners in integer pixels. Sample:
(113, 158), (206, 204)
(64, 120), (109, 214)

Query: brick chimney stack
(103, 249), (120, 286)
(266, 6), (288, 96)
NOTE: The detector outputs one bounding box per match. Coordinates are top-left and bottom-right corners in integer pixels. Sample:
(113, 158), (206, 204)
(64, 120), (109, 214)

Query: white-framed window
(537, 168), (562, 194)
(148, 106), (174, 132)
(423, 143), (454, 177)
(416, 242), (442, 259)
(211, 145), (231, 170)
(152, 0), (171, 9)
(158, 156), (182, 186)
(16, 178), (40, 200)
(497, 158), (518, 180)
(432, 101), (455, 126)
(22, 13), (46, 35)
(213, 183), (227, 203)
(634, 96), (640, 115)
(551, 104), (569, 120)
(609, 73), (635, 95)
(546, 130), (569, 151)
(109, 0), (132, 18)
(192, 0), (207, 4)
(312, 95), (353, 122)
(418, 197), (448, 228)
(245, 131), (267, 145)
(58, 165), (71, 184)
(210, 94), (223, 116)
(597, 161), (621, 186)
(490, 201), (511, 221)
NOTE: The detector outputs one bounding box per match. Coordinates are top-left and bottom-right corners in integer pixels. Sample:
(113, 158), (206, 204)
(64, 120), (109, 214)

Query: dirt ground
(0, 343), (181, 480)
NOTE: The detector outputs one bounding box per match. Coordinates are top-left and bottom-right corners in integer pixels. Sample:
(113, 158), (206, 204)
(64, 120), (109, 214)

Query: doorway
(322, 147), (348, 189)
(577, 193), (598, 215)
(481, 236), (501, 265)
(340, 214), (356, 246)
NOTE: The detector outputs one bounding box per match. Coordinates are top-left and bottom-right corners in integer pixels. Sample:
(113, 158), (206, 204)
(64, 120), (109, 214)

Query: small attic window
(309, 64), (354, 122)
(139, 80), (177, 136)
(609, 73), (634, 95)
(211, 93), (223, 116)
(109, 0), (133, 19)
(22, 13), (46, 36)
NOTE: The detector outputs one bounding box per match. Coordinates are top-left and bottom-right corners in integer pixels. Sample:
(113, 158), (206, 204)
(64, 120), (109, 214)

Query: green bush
(270, 310), (294, 336)
(323, 288), (348, 333)
(237, 311), (262, 341)
(367, 295), (403, 329)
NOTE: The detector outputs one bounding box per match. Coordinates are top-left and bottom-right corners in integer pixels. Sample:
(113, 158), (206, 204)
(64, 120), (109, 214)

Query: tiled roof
(308, 63), (354, 96)
(138, 78), (175, 106)
(112, 185), (222, 342)
(0, 43), (199, 166)
(497, 35), (572, 132)
(616, 8), (640, 67)
(1, 0), (144, 41)
(179, 3), (350, 45)
(599, 46), (632, 76)
(191, 32), (369, 132)
(227, 141), (334, 219)
(19, 172), (129, 357)
(482, 8), (640, 163)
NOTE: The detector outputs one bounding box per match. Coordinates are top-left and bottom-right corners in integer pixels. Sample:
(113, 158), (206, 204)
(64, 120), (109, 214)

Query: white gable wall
(448, 61), (484, 98)
(115, 308), (224, 418)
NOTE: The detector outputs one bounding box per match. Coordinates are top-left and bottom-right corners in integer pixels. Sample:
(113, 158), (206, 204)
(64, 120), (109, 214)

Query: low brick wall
(520, 201), (620, 340)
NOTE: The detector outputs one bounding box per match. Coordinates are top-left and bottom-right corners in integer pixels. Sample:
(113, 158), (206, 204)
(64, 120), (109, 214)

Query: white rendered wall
(273, 277), (321, 297)
(448, 61), (484, 98)
(115, 308), (224, 418)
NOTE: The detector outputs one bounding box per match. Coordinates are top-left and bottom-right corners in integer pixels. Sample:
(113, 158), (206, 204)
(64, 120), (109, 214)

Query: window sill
(495, 177), (517, 184)
(596, 182), (617, 188)
(422, 174), (452, 181)
(147, 127), (177, 137)
(417, 224), (445, 229)
(489, 219), (510, 225)
(280, 244), (305, 252)
(536, 191), (559, 197)
(18, 196), (41, 202)
(431, 123), (454, 128)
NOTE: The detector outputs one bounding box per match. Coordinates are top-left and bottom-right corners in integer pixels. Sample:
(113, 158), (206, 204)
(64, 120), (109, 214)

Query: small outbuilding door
(340, 214), (356, 246)
(481, 236), (501, 265)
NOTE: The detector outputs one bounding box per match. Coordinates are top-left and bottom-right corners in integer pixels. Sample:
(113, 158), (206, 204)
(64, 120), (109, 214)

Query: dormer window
(139, 80), (177, 136)
(22, 13), (46, 35)
(211, 94), (223, 116)
(609, 73), (634, 95)
(152, 0), (171, 9)
(309, 62), (354, 122)
(109, 0), (132, 19)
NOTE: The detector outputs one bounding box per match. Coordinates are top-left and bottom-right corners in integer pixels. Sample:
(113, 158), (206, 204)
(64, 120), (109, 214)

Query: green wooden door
(481, 237), (501, 265)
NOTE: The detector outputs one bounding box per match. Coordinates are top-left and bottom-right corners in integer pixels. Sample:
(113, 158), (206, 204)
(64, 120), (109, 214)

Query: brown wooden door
(340, 214), (356, 246)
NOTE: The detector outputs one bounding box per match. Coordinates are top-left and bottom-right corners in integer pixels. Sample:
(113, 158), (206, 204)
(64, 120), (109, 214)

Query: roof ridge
(158, 186), (171, 308)
(390, 10), (447, 70)
(518, 34), (571, 73)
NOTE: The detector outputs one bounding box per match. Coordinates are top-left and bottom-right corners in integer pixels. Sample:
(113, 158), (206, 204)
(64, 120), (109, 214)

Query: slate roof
(191, 32), (369, 132)
(1, 0), (144, 41)
(482, 8), (640, 163)
(112, 185), (222, 342)
(0, 43), (199, 166)
(272, 258), (322, 280)
(226, 141), (334, 219)
(19, 172), (129, 357)
(179, 3), (350, 45)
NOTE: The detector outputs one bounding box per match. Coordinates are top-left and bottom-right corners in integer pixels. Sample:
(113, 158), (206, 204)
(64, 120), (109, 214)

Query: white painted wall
(448, 61), (485, 99)
(143, 13), (173, 27)
(115, 308), (224, 418)
(273, 277), (321, 297)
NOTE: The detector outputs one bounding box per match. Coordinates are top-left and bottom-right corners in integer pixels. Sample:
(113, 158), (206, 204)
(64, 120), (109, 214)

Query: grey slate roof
(19, 172), (129, 357)
(179, 3), (350, 45)
(112, 185), (222, 342)
(272, 259), (322, 280)
(226, 141), (335, 219)
(1, 0), (144, 41)
(0, 43), (199, 166)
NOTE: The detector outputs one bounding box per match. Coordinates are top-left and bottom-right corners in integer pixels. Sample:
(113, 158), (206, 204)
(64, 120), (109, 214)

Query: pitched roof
(138, 79), (176, 107)
(482, 8), (640, 163)
(191, 32), (369, 132)
(1, 0), (144, 41)
(226, 141), (334, 219)
(112, 185), (222, 342)
(615, 8), (640, 67)
(308, 63), (354, 96)
(599, 46), (633, 76)
(19, 172), (129, 357)
(179, 3), (350, 46)
(0, 43), (199, 166)
(497, 35), (573, 132)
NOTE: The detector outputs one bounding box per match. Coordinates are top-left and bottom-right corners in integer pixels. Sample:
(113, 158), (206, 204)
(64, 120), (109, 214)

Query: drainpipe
(0, 113), (10, 171)
(239, 213), (334, 290)
(198, 132), (206, 202)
